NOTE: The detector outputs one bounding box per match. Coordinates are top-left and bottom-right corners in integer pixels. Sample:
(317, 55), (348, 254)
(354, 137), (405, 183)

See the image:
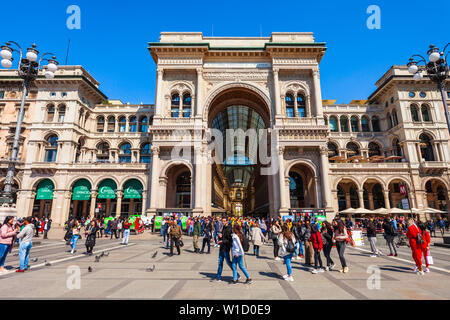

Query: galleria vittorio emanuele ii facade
(0, 32), (449, 226)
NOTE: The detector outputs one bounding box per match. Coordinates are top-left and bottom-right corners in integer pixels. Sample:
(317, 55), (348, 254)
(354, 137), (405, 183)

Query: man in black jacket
(213, 217), (239, 282)
(382, 218), (397, 256)
(367, 218), (382, 257)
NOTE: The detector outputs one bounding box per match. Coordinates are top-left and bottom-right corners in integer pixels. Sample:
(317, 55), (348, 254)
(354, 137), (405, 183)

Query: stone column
(320, 146), (332, 208)
(293, 93), (299, 117)
(368, 192), (374, 210)
(149, 146), (160, 209)
(155, 68), (164, 116)
(432, 143), (440, 161)
(194, 146), (203, 210)
(178, 93), (183, 118)
(383, 189), (391, 209)
(196, 68), (203, 117)
(116, 191), (123, 217)
(358, 189), (364, 208)
(90, 191), (97, 217)
(273, 68), (282, 117)
(278, 146), (287, 209)
(312, 68), (324, 118)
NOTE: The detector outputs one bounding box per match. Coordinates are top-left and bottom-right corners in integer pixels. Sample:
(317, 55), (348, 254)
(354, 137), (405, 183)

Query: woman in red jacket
(309, 224), (324, 274)
(418, 223), (431, 273)
(406, 218), (424, 275)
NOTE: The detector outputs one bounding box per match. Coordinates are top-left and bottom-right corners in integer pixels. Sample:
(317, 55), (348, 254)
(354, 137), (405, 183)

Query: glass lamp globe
(429, 51), (440, 62)
(408, 64), (418, 74)
(26, 51), (38, 62)
(413, 72), (423, 81)
(46, 63), (58, 72)
(44, 71), (54, 79)
(0, 49), (12, 60)
(1, 59), (12, 68)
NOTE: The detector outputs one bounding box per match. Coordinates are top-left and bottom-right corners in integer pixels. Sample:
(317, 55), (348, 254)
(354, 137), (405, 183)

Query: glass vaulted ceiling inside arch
(211, 106), (265, 188)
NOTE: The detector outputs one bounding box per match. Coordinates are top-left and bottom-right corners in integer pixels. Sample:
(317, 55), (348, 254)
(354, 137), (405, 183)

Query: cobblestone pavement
(0, 232), (449, 299)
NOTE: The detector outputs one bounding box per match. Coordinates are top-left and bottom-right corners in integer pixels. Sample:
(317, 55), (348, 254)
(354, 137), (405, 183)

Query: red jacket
(421, 230), (431, 249)
(309, 231), (323, 251)
(406, 224), (422, 248)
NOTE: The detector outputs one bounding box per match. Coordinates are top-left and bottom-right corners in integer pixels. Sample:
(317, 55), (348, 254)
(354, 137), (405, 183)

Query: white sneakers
(425, 268), (430, 273)
(275, 257), (281, 261)
(370, 254), (377, 258)
(282, 274), (294, 281)
(312, 268), (324, 274)
(413, 266), (418, 272)
(295, 256), (301, 261)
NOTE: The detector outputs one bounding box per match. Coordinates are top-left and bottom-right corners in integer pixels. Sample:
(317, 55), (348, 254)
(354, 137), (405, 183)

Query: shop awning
(123, 179), (143, 199)
(72, 179), (91, 201)
(36, 179), (54, 200)
(97, 179), (117, 199)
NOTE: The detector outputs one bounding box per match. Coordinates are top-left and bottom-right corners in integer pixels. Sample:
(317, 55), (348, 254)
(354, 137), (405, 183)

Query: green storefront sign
(72, 179), (91, 201)
(97, 179), (117, 199)
(123, 180), (143, 199)
(36, 180), (54, 200)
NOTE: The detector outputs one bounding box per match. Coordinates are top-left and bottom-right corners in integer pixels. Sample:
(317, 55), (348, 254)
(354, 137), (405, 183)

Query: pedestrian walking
(43, 218), (51, 239)
(69, 221), (81, 255)
(382, 218), (398, 256)
(200, 219), (212, 254)
(278, 225), (295, 281)
(0, 216), (19, 273)
(16, 217), (34, 272)
(169, 221), (182, 256)
(231, 224), (252, 284)
(406, 218), (425, 275)
(269, 219), (282, 260)
(437, 219), (446, 237)
(333, 219), (349, 273)
(418, 222), (431, 273)
(427, 219), (436, 237)
(321, 221), (335, 271)
(214, 218), (239, 282)
(193, 218), (202, 253)
(85, 220), (98, 255)
(214, 217), (222, 245)
(251, 222), (265, 257)
(121, 218), (131, 245)
(367, 218), (382, 257)
(310, 224), (324, 274)
(302, 219), (313, 266)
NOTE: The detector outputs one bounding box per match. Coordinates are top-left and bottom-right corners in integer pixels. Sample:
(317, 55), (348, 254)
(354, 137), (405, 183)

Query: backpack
(415, 225), (424, 245)
(286, 238), (296, 253)
(243, 235), (250, 252)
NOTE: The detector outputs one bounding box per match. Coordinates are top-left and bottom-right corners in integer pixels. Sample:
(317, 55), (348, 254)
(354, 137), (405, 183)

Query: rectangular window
(286, 107), (294, 118)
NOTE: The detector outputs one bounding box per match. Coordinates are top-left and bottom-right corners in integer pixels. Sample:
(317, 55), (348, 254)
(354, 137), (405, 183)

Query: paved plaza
(0, 230), (449, 300)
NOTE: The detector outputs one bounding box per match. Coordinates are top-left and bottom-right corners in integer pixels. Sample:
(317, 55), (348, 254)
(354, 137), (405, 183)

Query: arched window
(58, 105), (66, 123)
(171, 94), (180, 118)
(324, 116), (328, 126)
(410, 104), (419, 122)
(392, 110), (398, 126)
(329, 116), (338, 132)
(346, 142), (360, 158)
(340, 116), (349, 132)
(368, 142), (381, 157)
(139, 116), (148, 132)
(361, 116), (370, 132)
(285, 94), (294, 118)
(46, 105), (55, 122)
(44, 135), (58, 162)
(327, 142), (338, 159)
(118, 116), (126, 132)
(350, 116), (359, 132)
(421, 104), (431, 122)
(349, 186), (359, 208)
(289, 172), (304, 208)
(392, 138), (402, 157)
(129, 116), (137, 132)
(96, 116), (105, 132)
(419, 133), (435, 161)
(140, 143), (151, 163)
(107, 116), (115, 132)
(297, 94), (306, 117)
(119, 142), (132, 163)
(387, 113), (393, 129)
(337, 185), (346, 211)
(371, 116), (380, 132)
(183, 93), (192, 118)
(176, 172), (191, 208)
(96, 142), (110, 162)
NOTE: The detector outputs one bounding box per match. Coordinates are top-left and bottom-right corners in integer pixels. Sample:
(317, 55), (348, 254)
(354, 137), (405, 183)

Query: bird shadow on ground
(259, 271), (283, 280)
(379, 265), (413, 273)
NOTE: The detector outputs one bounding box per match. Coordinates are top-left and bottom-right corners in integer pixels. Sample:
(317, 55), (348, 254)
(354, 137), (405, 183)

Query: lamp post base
(0, 204), (17, 222)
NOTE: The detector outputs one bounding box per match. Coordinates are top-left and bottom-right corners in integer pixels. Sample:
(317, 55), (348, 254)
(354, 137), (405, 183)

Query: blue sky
(2, 0), (449, 104)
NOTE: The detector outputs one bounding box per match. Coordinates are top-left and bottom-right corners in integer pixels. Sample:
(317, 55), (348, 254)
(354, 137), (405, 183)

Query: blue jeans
(283, 253), (293, 276)
(232, 255), (250, 281)
(216, 250), (238, 279)
(0, 243), (11, 267)
(19, 241), (32, 270)
(122, 229), (130, 244)
(253, 244), (260, 256)
(188, 225), (194, 236)
(160, 226), (164, 236)
(296, 240), (304, 256)
(70, 235), (79, 251)
(213, 230), (218, 243)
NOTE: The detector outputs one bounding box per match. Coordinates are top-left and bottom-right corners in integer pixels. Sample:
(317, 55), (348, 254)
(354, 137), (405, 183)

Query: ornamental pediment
(203, 71), (270, 81)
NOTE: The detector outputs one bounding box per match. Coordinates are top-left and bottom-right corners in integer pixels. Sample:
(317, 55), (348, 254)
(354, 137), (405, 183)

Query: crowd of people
(0, 213), (447, 278)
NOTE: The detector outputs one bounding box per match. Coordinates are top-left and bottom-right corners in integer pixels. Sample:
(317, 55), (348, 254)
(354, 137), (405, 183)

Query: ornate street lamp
(407, 43), (450, 133)
(0, 42), (58, 205)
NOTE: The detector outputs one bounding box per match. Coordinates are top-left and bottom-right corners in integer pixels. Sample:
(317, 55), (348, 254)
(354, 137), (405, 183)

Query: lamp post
(0, 42), (58, 206)
(407, 43), (450, 134)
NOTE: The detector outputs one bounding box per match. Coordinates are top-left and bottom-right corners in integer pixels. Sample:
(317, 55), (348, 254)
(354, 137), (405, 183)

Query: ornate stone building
(0, 32), (448, 225)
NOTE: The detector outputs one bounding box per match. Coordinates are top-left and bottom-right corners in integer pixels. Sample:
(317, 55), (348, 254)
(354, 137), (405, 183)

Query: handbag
(426, 250), (433, 265)
(177, 238), (184, 247)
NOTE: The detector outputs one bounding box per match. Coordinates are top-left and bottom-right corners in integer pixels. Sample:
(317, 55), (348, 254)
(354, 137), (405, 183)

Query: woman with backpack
(406, 218), (425, 275)
(278, 225), (295, 281)
(309, 224), (324, 274)
(251, 222), (265, 257)
(382, 218), (398, 256)
(321, 221), (335, 271)
(332, 219), (349, 273)
(231, 224), (252, 284)
(270, 220), (282, 260)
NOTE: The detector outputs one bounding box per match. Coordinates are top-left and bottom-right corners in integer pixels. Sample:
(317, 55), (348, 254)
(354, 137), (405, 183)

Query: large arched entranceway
(70, 178), (92, 219)
(165, 164), (192, 209)
(207, 86), (271, 217)
(96, 179), (118, 217)
(121, 179), (144, 216)
(362, 179), (386, 210)
(388, 179), (412, 215)
(425, 179), (449, 218)
(288, 163), (317, 209)
(32, 179), (55, 218)
(336, 179), (360, 212)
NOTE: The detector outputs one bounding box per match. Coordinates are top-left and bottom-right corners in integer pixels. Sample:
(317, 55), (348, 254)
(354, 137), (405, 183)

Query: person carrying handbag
(406, 218), (425, 275)
(169, 221), (182, 256)
(231, 224), (252, 284)
(270, 220), (282, 260)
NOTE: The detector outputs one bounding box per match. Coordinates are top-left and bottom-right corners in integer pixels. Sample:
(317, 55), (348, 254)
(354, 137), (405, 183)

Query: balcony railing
(329, 162), (410, 169)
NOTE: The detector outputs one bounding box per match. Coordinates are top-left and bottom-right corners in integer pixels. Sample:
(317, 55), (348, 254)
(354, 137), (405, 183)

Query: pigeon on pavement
(146, 265), (155, 272)
(95, 255), (101, 262)
(88, 266), (93, 272)
(32, 258), (38, 262)
(103, 251), (110, 257)
(151, 251), (158, 259)
(44, 260), (51, 266)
